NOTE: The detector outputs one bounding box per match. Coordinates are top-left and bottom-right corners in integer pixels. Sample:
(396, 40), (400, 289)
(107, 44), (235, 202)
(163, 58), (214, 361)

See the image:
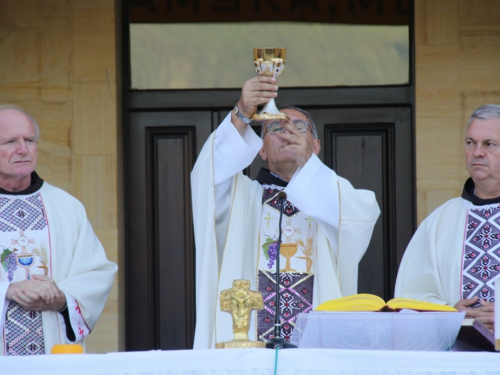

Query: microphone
(277, 191), (287, 201)
(265, 189), (297, 349)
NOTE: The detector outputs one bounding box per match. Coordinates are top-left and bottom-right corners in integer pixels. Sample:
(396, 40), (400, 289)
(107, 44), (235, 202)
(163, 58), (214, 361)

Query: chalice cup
(279, 243), (298, 272)
(17, 253), (34, 280)
(251, 48), (288, 121)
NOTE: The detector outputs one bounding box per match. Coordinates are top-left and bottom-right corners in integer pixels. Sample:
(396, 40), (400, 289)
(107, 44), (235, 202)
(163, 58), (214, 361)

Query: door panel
(126, 111), (212, 351)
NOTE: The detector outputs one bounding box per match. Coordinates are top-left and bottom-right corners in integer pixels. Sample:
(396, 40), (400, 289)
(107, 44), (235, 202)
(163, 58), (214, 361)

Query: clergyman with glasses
(191, 76), (380, 349)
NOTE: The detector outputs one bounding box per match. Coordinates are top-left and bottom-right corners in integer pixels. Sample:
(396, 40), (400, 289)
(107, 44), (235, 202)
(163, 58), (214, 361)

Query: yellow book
(316, 293), (458, 312)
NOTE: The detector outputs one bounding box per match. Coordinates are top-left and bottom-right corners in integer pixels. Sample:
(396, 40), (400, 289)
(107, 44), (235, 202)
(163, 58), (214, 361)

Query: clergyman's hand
(6, 274), (66, 312)
(231, 76), (277, 134)
(275, 119), (320, 168)
(454, 296), (495, 330)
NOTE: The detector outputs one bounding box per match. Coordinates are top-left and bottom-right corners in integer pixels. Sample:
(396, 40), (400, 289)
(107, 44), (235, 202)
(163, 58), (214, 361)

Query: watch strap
(233, 104), (253, 124)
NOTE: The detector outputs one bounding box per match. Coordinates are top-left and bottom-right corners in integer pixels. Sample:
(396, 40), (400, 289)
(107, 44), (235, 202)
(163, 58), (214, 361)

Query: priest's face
(0, 109), (38, 192)
(259, 108), (320, 181)
(465, 117), (500, 199)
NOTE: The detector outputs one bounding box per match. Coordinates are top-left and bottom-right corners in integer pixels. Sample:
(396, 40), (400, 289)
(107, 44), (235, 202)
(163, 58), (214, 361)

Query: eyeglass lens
(267, 120), (309, 134)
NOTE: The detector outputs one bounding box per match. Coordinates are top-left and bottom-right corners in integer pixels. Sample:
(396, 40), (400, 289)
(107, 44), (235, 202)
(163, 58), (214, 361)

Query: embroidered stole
(257, 184), (318, 342)
(462, 203), (500, 306)
(0, 193), (50, 355)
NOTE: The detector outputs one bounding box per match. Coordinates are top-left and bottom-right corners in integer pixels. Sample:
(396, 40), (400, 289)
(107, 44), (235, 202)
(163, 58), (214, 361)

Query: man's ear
(313, 139), (321, 156)
(259, 146), (267, 161)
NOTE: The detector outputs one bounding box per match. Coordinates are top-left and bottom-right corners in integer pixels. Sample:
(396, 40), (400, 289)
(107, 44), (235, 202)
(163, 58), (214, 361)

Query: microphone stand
(266, 191), (297, 349)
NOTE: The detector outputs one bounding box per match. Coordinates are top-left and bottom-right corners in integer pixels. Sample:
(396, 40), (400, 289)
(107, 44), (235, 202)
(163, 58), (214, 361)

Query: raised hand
(232, 76), (278, 134)
(274, 119), (320, 168)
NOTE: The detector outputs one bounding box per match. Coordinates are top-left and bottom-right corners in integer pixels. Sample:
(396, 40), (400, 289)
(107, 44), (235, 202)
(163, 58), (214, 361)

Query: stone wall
(415, 0), (500, 223)
(0, 0), (119, 353)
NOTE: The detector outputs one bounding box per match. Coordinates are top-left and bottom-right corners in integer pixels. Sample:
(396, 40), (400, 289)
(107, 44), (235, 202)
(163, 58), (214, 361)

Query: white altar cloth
(291, 311), (466, 351)
(2, 348), (499, 375)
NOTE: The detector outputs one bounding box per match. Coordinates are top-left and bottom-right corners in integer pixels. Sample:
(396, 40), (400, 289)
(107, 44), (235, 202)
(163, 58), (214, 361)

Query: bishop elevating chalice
(251, 48), (288, 121)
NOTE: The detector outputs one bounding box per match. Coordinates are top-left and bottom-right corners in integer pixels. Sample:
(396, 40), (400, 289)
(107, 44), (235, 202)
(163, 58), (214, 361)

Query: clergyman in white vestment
(191, 76), (381, 349)
(0, 105), (117, 355)
(395, 104), (500, 331)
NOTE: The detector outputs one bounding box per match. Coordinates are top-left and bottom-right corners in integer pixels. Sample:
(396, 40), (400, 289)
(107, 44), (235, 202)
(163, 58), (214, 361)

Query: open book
(316, 293), (458, 312)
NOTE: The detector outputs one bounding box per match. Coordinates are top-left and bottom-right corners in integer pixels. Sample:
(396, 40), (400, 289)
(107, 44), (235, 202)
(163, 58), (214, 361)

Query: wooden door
(126, 110), (212, 350)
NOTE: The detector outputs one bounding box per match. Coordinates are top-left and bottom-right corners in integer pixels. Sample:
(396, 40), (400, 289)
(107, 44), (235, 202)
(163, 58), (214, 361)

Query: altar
(3, 348), (499, 375)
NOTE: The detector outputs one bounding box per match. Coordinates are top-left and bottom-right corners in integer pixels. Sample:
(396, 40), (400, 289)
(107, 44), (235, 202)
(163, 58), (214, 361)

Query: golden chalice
(251, 48), (288, 121)
(279, 243), (298, 272)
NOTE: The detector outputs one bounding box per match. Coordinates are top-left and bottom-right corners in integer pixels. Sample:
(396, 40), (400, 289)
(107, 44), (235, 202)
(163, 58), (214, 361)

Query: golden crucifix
(215, 279), (265, 349)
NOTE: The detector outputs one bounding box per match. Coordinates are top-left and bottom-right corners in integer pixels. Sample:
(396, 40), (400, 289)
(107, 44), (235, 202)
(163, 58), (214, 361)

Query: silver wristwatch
(233, 104), (252, 124)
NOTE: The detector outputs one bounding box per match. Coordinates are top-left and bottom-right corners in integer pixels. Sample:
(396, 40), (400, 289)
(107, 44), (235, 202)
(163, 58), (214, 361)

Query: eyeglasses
(264, 120), (311, 135)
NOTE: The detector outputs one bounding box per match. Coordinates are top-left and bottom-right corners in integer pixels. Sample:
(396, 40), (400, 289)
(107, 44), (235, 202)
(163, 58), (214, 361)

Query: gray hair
(0, 104), (40, 140)
(260, 105), (318, 139)
(467, 104), (500, 130)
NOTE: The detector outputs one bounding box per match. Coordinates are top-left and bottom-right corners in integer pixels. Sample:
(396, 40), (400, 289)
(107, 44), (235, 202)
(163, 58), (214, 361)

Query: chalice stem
(281, 255), (295, 273)
(261, 98), (280, 117)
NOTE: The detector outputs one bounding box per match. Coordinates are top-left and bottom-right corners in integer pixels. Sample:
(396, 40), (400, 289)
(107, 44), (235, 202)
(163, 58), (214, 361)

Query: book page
(316, 294), (385, 311)
(387, 298), (457, 312)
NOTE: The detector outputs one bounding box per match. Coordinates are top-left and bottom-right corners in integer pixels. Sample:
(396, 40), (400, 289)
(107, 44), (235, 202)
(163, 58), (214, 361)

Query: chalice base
(251, 98), (289, 121)
(215, 340), (266, 349)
